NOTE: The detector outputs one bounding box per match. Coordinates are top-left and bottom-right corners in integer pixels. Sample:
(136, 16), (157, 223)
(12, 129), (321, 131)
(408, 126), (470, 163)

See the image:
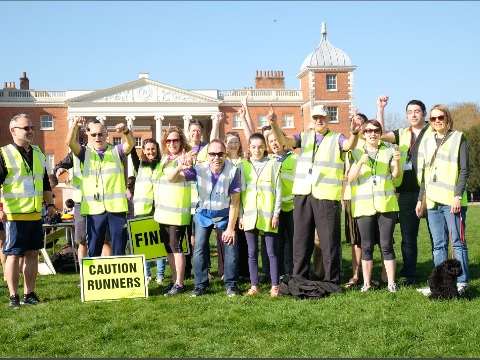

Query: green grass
(1, 206), (480, 358)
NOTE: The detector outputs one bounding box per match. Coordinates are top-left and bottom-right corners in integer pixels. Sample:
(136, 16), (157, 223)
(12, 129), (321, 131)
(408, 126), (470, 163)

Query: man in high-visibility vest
(269, 105), (362, 284)
(167, 139), (241, 297)
(0, 113), (56, 308)
(66, 117), (135, 257)
(378, 96), (432, 286)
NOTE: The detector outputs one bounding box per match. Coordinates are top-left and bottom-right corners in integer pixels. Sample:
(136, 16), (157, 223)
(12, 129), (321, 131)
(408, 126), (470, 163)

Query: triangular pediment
(67, 78), (220, 104)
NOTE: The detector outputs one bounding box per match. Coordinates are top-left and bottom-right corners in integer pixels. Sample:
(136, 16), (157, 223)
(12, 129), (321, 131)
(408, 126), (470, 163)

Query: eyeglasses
(208, 152), (225, 158)
(407, 110), (423, 115)
(166, 139), (180, 144)
(261, 126), (272, 132)
(363, 128), (381, 134)
(430, 116), (446, 122)
(13, 126), (35, 131)
(90, 133), (104, 138)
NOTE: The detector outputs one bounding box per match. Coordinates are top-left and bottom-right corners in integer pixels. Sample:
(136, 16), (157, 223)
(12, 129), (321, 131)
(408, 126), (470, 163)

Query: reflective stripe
(422, 131), (467, 207)
(153, 156), (191, 225)
(240, 159), (280, 232)
(0, 144), (45, 214)
(350, 146), (399, 217)
(291, 131), (344, 200)
(81, 146), (127, 215)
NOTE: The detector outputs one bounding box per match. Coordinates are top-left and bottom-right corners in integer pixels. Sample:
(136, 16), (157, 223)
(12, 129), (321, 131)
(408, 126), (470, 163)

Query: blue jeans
(145, 259), (166, 278)
(397, 192), (422, 283)
(194, 222), (239, 290)
(427, 205), (469, 286)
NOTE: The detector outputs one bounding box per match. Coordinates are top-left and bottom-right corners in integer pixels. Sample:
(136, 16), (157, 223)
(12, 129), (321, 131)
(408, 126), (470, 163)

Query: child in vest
(239, 133), (282, 297)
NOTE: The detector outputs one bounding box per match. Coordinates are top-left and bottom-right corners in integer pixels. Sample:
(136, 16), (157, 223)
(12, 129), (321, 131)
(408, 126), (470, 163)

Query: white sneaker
(457, 286), (468, 297)
(387, 283), (398, 293)
(360, 285), (371, 292)
(416, 287), (431, 296)
(156, 276), (164, 285)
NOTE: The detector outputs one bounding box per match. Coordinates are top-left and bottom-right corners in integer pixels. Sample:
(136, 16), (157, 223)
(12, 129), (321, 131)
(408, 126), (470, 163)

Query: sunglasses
(430, 116), (446, 122)
(166, 139), (180, 144)
(208, 152), (225, 158)
(261, 126), (272, 132)
(363, 128), (381, 134)
(13, 126), (35, 131)
(90, 133), (104, 138)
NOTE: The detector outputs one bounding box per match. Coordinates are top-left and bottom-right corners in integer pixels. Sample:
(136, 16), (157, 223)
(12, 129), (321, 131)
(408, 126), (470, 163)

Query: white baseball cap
(311, 105), (329, 117)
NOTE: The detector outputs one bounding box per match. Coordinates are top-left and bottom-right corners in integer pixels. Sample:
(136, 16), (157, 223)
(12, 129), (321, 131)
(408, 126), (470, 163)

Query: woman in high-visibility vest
(152, 127), (192, 296)
(133, 138), (167, 286)
(348, 120), (402, 293)
(416, 104), (470, 297)
(262, 126), (296, 282)
(239, 133), (282, 297)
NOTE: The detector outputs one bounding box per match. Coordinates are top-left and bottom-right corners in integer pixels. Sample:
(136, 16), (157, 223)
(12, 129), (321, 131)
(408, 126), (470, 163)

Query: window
(113, 137), (122, 146)
(327, 107), (338, 123)
(40, 115), (53, 129)
(45, 154), (54, 175)
(258, 114), (268, 129)
(282, 114), (294, 128)
(326, 75), (337, 91)
(232, 114), (242, 129)
(135, 137), (142, 148)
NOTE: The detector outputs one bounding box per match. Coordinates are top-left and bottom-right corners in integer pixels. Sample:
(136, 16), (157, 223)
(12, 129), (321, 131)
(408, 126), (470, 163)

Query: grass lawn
(0, 206), (479, 358)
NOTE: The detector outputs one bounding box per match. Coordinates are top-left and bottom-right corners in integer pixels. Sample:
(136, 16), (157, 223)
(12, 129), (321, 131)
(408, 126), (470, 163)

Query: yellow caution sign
(127, 216), (190, 261)
(80, 255), (147, 302)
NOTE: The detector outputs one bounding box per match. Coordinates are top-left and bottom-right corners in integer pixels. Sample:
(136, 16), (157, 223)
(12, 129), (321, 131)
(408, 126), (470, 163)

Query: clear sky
(1, 1), (479, 119)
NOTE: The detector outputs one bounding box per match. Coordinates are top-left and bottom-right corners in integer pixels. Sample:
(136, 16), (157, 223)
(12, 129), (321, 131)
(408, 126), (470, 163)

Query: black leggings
(160, 224), (186, 254)
(356, 212), (397, 261)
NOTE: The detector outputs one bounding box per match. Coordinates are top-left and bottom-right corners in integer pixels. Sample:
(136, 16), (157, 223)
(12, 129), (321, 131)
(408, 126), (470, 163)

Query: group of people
(0, 94), (470, 307)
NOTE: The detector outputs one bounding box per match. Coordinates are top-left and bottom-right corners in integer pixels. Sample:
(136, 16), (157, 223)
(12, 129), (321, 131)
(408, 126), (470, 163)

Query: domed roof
(300, 22), (352, 70)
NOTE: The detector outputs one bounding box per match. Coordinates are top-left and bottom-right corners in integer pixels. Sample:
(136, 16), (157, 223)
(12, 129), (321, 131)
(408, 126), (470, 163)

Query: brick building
(0, 22), (356, 209)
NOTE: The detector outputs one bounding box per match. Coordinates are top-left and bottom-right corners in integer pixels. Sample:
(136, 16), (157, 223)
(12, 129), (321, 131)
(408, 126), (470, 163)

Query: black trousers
(292, 195), (342, 284)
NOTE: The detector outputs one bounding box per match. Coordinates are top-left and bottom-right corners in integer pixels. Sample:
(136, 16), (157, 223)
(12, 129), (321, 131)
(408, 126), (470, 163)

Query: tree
(383, 111), (408, 131)
(464, 125), (480, 193)
(448, 102), (480, 132)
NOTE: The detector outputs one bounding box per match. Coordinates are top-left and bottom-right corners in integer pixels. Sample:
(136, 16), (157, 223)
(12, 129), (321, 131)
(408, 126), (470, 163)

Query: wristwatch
(455, 196), (462, 200)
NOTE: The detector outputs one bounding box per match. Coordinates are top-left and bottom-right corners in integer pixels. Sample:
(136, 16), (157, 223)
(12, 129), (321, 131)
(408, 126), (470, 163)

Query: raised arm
(241, 95), (255, 136)
(377, 95), (395, 143)
(115, 123), (135, 155)
(210, 112), (225, 142)
(267, 104), (296, 149)
(66, 117), (85, 156)
(341, 117), (361, 151)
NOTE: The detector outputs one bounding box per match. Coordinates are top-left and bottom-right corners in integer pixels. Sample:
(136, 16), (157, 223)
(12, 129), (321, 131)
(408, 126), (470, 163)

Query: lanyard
(311, 130), (328, 169)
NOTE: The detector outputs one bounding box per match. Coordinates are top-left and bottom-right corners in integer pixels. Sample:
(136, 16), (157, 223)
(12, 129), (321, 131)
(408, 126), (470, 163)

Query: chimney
(20, 72), (29, 90)
(3, 82), (7, 89)
(254, 70), (285, 89)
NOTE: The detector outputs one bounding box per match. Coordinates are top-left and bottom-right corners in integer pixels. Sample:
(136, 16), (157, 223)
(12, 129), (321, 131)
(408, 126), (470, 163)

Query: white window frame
(232, 114), (243, 129)
(282, 114), (294, 128)
(326, 74), (337, 91)
(327, 106), (339, 123)
(113, 137), (122, 146)
(40, 115), (54, 130)
(135, 137), (142, 148)
(45, 154), (54, 175)
(257, 114), (268, 129)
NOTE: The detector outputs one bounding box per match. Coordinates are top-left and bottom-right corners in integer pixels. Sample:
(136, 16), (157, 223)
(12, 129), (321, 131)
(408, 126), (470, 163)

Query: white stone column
(125, 116), (136, 177)
(154, 115), (164, 144)
(183, 115), (192, 141)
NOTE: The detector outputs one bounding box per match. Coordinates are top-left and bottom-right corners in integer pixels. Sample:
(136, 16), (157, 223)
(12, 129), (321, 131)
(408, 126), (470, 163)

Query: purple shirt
(184, 166), (241, 195)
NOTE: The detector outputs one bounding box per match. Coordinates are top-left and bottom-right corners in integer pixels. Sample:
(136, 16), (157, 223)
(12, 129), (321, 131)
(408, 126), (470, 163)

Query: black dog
(428, 258), (463, 300)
